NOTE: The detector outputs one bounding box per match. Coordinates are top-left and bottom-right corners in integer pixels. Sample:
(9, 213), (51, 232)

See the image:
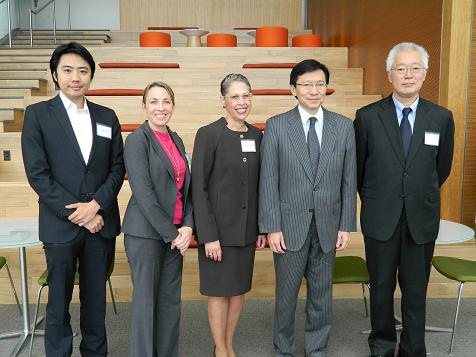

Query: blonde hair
(142, 81), (175, 105)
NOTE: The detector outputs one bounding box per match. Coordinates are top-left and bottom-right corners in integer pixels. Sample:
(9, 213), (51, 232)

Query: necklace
(159, 131), (181, 182)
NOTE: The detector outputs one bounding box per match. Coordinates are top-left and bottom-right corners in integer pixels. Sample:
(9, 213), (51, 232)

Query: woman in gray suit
(122, 81), (194, 357)
(192, 74), (266, 357)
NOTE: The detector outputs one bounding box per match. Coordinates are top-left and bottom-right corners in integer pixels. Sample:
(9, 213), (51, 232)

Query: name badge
(424, 131), (439, 146)
(241, 139), (256, 152)
(97, 123), (112, 139)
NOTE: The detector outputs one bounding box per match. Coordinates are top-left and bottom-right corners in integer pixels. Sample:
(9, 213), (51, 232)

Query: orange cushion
(139, 32), (171, 47)
(98, 63), (180, 69)
(292, 34), (322, 47)
(207, 33), (237, 47)
(243, 63), (296, 68)
(85, 89), (143, 96)
(121, 123), (141, 132)
(255, 26), (288, 47)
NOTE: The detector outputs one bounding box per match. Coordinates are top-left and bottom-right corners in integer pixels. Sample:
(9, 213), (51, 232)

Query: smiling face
(388, 50), (427, 104)
(53, 53), (92, 108)
(290, 69), (327, 115)
(221, 81), (252, 123)
(143, 86), (174, 132)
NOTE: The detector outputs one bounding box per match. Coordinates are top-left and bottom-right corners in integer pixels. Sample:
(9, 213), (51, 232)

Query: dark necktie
(307, 117), (320, 179)
(400, 107), (412, 160)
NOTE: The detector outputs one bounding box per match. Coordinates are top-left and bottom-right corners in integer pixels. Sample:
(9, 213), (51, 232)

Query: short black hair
(290, 59), (330, 86)
(49, 42), (96, 89)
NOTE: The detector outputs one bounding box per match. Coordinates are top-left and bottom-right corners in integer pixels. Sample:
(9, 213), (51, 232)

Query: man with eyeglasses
(259, 59), (357, 356)
(354, 42), (454, 357)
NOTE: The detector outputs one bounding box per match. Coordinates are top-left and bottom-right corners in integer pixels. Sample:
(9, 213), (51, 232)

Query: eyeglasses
(225, 93), (253, 103)
(295, 82), (328, 90)
(391, 66), (425, 74)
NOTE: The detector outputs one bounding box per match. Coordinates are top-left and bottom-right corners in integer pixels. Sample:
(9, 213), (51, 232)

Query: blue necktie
(308, 117), (320, 179)
(400, 107), (412, 160)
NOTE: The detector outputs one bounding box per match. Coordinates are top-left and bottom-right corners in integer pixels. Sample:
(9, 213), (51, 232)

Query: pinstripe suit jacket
(258, 106), (357, 253)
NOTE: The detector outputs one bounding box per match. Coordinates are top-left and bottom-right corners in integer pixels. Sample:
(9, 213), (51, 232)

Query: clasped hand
(66, 199), (102, 233)
(171, 226), (193, 255)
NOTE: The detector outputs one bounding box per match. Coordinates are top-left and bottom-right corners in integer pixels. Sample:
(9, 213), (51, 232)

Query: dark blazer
(192, 117), (262, 246)
(121, 122), (193, 242)
(354, 95), (454, 243)
(259, 106), (357, 253)
(21, 95), (125, 243)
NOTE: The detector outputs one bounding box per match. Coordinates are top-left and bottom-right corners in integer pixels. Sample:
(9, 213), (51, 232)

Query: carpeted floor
(0, 299), (474, 357)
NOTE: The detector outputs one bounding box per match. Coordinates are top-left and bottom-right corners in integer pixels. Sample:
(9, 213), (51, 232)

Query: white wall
(20, 0), (120, 30)
(0, 0), (20, 42)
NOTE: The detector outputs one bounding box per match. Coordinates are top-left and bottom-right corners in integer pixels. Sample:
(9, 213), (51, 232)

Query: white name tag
(241, 139), (256, 152)
(424, 131), (439, 146)
(97, 123), (112, 139)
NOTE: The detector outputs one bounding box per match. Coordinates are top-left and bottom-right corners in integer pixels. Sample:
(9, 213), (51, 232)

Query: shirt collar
(59, 90), (89, 113)
(298, 105), (323, 125)
(392, 94), (419, 114)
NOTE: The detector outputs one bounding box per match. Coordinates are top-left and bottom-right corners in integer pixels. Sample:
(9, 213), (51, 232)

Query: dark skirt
(198, 242), (256, 297)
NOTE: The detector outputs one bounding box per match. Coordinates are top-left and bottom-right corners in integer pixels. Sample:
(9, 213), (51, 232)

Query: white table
(0, 218), (43, 357)
(179, 28), (209, 47)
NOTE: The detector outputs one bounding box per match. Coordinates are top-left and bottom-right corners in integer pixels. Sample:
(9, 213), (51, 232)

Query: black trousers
(364, 211), (435, 357)
(43, 229), (115, 357)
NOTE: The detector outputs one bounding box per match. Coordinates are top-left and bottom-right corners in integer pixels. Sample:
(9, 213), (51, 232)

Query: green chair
(333, 255), (371, 316)
(0, 256), (22, 315)
(431, 256), (476, 354)
(28, 257), (118, 357)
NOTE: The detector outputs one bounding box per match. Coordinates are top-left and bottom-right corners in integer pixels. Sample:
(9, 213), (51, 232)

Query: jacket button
(400, 194), (405, 199)
(242, 205), (246, 209)
(309, 209), (314, 213)
(313, 187), (317, 191)
(242, 158), (247, 162)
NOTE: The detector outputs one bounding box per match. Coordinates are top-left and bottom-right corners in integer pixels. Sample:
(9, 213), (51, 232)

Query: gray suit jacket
(122, 121), (194, 242)
(259, 106), (357, 253)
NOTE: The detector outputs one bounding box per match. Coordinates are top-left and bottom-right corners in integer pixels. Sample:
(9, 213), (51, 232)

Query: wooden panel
(307, 0), (442, 103)
(461, 0), (476, 227)
(119, 0), (302, 31)
(438, 0), (473, 223)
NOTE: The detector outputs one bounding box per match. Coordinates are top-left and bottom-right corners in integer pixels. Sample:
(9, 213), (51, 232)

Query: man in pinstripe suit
(259, 59), (357, 357)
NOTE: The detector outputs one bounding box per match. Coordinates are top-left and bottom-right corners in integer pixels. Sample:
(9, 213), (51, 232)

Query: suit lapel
(49, 95), (85, 165)
(143, 122), (175, 181)
(86, 100), (98, 166)
(378, 96), (405, 167)
(286, 107), (313, 182)
(406, 99), (430, 166)
(315, 108), (337, 185)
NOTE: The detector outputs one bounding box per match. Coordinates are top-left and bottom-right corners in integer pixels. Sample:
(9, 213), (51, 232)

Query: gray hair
(386, 42), (429, 72)
(220, 73), (251, 96)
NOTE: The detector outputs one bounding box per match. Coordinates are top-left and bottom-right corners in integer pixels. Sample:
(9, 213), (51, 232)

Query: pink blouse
(152, 130), (187, 224)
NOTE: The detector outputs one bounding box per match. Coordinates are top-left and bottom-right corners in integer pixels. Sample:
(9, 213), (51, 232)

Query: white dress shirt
(392, 94), (419, 133)
(298, 105), (323, 147)
(59, 91), (93, 163)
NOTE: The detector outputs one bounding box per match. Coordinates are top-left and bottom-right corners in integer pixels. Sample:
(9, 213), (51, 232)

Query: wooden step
(14, 34), (110, 41)
(0, 63), (49, 70)
(8, 39), (107, 46)
(0, 70), (48, 78)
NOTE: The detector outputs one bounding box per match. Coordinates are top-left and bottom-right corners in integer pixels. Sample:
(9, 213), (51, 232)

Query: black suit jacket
(354, 95), (454, 244)
(21, 95), (125, 243)
(192, 117), (262, 246)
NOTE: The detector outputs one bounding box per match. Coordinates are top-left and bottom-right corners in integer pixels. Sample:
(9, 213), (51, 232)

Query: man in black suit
(354, 42), (454, 357)
(21, 43), (124, 356)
